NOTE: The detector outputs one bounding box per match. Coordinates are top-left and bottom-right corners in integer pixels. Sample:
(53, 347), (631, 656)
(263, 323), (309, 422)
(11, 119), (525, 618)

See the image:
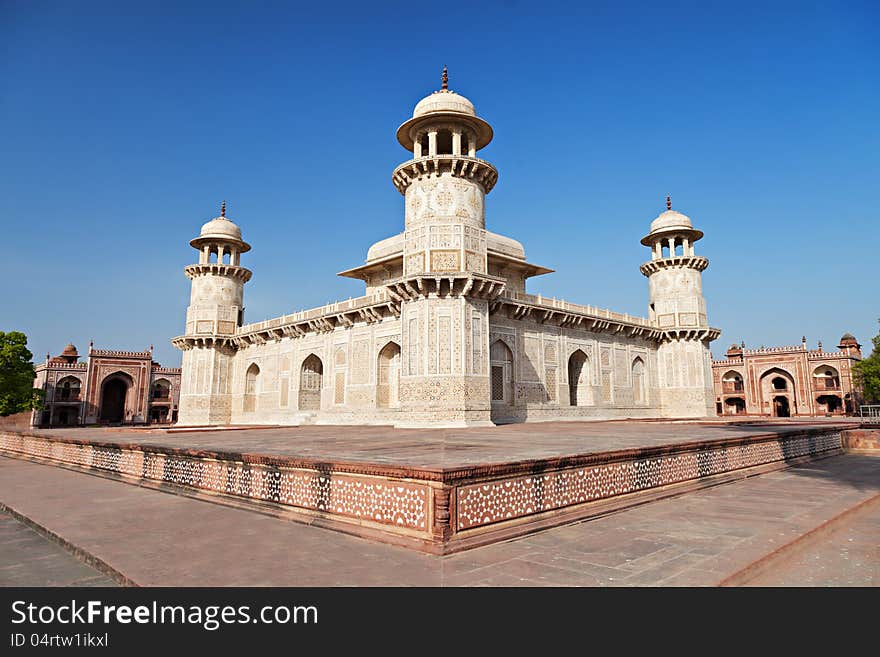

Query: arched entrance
(760, 368), (795, 418)
(816, 394), (842, 414)
(568, 350), (591, 406)
(99, 374), (132, 424)
(377, 342), (401, 408)
(56, 407), (73, 426)
(299, 355), (323, 411)
(773, 396), (790, 417)
(724, 397), (746, 415)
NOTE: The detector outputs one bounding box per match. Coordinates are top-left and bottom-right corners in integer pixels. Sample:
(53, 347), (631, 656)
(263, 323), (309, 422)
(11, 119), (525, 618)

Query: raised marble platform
(0, 420), (855, 553)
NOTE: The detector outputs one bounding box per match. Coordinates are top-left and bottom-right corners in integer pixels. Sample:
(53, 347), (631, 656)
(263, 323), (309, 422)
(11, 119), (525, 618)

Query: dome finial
(441, 65), (448, 90)
(220, 200), (226, 218)
(666, 195), (672, 211)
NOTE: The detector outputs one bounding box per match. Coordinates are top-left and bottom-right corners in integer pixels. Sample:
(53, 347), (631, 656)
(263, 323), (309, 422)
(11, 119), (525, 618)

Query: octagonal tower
(640, 197), (719, 417)
(172, 202), (252, 425)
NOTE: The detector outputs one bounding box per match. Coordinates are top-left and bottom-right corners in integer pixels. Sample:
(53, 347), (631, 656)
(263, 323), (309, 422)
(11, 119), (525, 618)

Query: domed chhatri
(396, 67), (493, 152)
(190, 201), (250, 253)
(61, 343), (78, 357)
(838, 332), (861, 354)
(641, 196), (704, 245)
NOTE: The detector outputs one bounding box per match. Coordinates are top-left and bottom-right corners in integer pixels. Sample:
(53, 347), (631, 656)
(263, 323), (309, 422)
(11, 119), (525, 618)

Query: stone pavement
(0, 451), (877, 586)
(0, 511), (117, 587)
(740, 495), (880, 586)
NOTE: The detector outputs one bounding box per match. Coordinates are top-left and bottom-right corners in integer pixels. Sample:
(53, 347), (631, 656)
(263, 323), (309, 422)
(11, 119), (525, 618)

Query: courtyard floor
(27, 416), (858, 470)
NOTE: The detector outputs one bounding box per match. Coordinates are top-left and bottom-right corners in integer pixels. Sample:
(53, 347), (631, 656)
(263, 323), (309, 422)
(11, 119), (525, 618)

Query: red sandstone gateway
(33, 343), (181, 427)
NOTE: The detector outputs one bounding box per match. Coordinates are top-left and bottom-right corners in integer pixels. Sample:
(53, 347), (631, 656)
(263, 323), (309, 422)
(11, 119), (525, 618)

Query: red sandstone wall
(841, 428), (880, 451)
(0, 412), (32, 431)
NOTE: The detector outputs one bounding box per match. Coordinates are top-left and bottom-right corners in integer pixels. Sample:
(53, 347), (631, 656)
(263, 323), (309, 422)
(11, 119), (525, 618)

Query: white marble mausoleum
(172, 70), (721, 427)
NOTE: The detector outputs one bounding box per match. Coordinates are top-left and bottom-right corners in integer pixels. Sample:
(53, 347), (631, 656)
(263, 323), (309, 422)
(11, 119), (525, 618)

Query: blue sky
(2, 0), (877, 367)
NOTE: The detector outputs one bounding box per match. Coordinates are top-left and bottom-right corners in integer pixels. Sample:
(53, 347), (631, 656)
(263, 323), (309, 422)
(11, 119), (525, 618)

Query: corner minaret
(640, 198), (719, 417)
(393, 67), (497, 256)
(172, 202), (252, 425)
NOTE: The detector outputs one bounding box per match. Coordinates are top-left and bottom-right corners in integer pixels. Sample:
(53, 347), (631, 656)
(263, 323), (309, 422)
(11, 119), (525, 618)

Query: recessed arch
(244, 363), (260, 412)
(813, 365), (840, 391)
(722, 369), (744, 393)
(490, 339), (514, 405)
(631, 357), (646, 404)
(377, 341), (401, 409)
(56, 375), (81, 401)
(568, 349), (592, 407)
(299, 354), (323, 411)
(151, 378), (171, 400)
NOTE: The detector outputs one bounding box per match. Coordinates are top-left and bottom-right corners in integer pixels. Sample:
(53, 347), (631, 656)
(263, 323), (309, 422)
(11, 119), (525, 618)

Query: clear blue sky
(2, 0), (877, 367)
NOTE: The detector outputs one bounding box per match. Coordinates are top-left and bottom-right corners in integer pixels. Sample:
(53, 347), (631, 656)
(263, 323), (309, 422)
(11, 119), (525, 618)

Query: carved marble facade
(173, 73), (720, 427)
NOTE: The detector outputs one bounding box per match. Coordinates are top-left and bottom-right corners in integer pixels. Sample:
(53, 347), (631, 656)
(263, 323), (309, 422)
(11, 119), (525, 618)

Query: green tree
(0, 331), (42, 416)
(853, 319), (880, 404)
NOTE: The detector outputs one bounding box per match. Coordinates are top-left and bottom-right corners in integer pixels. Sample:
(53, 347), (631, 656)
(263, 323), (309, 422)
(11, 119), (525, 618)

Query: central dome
(412, 90), (477, 119)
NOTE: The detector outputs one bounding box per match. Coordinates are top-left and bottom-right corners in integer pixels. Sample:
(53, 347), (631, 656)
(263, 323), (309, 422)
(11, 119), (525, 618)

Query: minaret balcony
(184, 263), (253, 282)
(171, 335), (237, 354)
(639, 255), (709, 277)
(392, 155), (498, 195)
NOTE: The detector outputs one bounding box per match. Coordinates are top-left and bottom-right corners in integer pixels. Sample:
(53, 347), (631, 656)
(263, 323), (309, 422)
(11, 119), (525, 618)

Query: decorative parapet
(639, 255), (709, 277)
(492, 290), (667, 340)
(392, 155), (498, 195)
(184, 263), (252, 283)
(719, 345), (853, 360)
(89, 349), (151, 358)
(712, 358), (744, 366)
(36, 362), (87, 371)
(743, 345), (807, 355)
(807, 349), (852, 360)
(232, 291), (402, 347)
(152, 366), (182, 374)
